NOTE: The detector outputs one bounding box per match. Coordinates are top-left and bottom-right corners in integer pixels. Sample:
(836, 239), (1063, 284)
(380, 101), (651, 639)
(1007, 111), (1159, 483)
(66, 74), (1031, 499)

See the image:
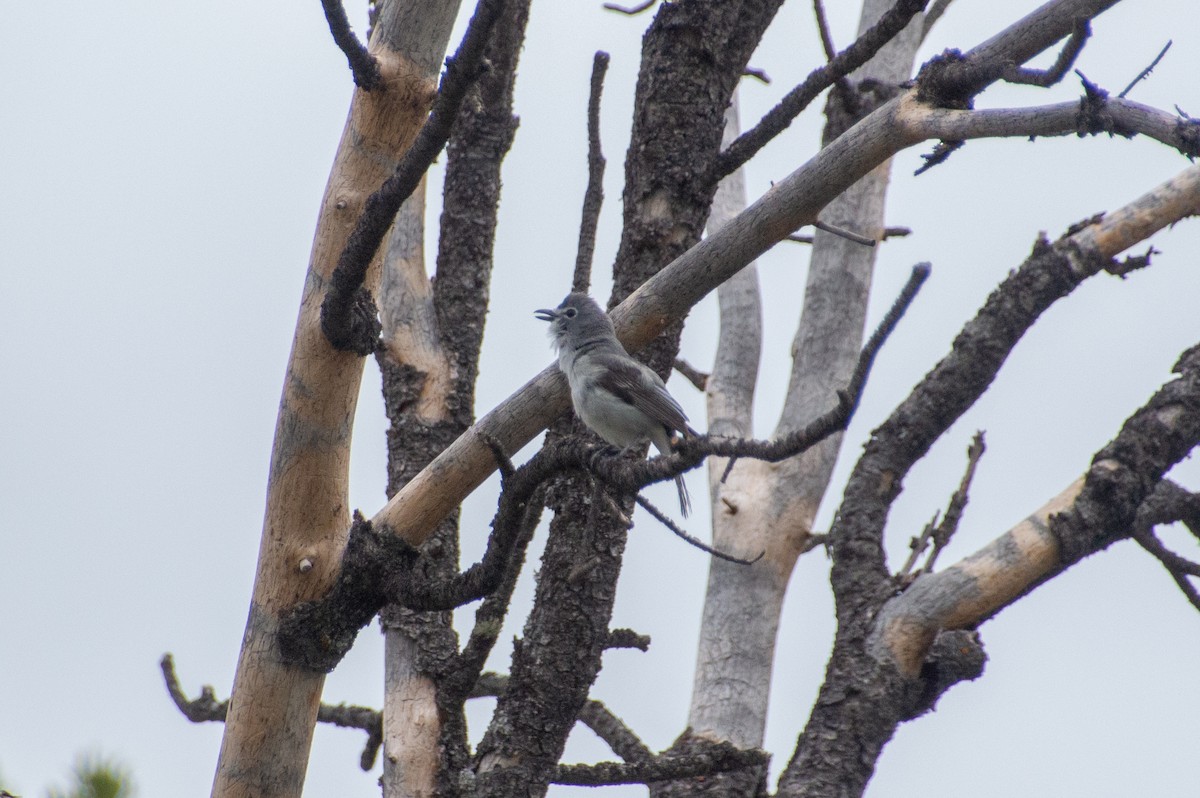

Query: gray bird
(535, 292), (693, 517)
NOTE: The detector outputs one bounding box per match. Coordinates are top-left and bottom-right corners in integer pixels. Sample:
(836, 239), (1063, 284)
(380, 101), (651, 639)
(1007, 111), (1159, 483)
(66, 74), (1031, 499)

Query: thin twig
(319, 0), (382, 90)
(1133, 528), (1200, 611)
(743, 67), (772, 84)
(788, 226), (910, 245)
(719, 0), (927, 177)
(922, 431), (985, 573)
(812, 0), (838, 61)
(635, 494), (763, 565)
(606, 628), (652, 651)
(553, 743), (769, 786)
(914, 139), (964, 176)
(472, 672), (654, 762)
(673, 358), (709, 391)
(603, 0), (655, 14)
(920, 0), (954, 42)
(161, 653), (383, 769)
(815, 219), (877, 247)
(573, 52), (610, 294)
(321, 0), (508, 353)
(160, 654), (227, 723)
(717, 262), (930, 483)
(899, 511), (938, 578)
(1119, 39), (1172, 99)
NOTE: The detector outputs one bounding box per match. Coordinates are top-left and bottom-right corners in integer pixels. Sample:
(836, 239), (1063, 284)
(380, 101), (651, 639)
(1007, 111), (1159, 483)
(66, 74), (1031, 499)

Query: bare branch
(876, 345), (1200, 677)
(828, 165), (1200, 615)
(1134, 526), (1200, 611)
(815, 219), (877, 247)
(319, 0), (382, 90)
(910, 95), (1200, 175)
(673, 358), (709, 391)
(634, 493), (763, 565)
(923, 432), (986, 573)
(1003, 18), (1090, 87)
(321, 0), (508, 353)
(1130, 480), (1200, 611)
(553, 743), (769, 786)
(914, 139), (964, 175)
(788, 226), (910, 244)
(472, 672), (653, 762)
(606, 628), (652, 651)
(919, 0), (954, 41)
(573, 51), (610, 294)
(812, 0), (839, 62)
(710, 262), (928, 484)
(161, 653), (383, 770)
(743, 66), (771, 84)
(1119, 39), (1173, 99)
(719, 0), (928, 177)
(161, 654), (227, 723)
(602, 0), (655, 14)
(318, 702), (384, 771)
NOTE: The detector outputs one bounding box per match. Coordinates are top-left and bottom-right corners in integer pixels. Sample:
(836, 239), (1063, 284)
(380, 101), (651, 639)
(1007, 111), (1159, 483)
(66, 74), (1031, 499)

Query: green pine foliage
(45, 754), (134, 798)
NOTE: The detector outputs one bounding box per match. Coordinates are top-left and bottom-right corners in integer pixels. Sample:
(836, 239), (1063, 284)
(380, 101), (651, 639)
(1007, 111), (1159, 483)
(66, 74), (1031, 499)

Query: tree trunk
(211, 3), (459, 796)
(666, 7), (927, 797)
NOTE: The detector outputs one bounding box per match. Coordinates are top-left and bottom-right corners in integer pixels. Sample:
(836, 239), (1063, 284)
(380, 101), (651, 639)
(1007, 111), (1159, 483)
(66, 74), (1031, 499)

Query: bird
(535, 292), (693, 517)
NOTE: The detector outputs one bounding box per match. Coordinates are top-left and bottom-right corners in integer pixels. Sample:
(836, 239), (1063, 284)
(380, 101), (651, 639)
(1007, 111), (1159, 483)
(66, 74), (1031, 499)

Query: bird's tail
(675, 475), (691, 518)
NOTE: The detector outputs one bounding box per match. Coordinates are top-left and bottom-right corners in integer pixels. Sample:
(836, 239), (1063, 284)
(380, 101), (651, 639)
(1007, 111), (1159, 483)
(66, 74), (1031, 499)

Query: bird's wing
(593, 354), (690, 435)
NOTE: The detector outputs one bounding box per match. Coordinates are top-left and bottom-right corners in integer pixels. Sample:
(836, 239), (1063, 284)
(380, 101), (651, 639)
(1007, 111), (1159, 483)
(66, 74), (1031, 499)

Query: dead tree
(163, 1), (1200, 796)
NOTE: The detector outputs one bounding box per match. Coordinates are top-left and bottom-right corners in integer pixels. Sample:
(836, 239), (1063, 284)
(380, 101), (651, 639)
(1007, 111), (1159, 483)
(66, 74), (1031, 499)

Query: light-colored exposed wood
(871, 161), (1200, 676)
(211, 2), (460, 795)
(688, 0), (926, 748)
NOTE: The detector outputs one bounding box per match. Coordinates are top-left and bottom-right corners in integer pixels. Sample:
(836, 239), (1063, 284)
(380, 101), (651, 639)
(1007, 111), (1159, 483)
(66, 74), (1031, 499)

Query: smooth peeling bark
(675, 7), (926, 793)
(211, 3), (460, 797)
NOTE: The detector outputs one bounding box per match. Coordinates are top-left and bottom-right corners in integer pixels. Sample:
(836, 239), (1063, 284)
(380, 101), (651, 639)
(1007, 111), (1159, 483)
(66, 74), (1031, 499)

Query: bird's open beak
(534, 308), (557, 322)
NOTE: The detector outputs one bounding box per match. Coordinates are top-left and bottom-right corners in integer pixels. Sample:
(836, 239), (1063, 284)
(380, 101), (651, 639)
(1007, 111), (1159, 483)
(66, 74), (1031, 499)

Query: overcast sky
(3, 1), (1199, 796)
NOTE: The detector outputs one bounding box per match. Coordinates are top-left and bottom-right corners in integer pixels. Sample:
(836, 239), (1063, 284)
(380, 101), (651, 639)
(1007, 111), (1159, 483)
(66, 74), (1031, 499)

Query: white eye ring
(563, 307), (578, 319)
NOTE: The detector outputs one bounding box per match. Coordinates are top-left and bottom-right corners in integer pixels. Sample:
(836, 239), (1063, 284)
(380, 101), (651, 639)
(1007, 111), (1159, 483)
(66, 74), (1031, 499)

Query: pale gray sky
(3, 1), (1199, 796)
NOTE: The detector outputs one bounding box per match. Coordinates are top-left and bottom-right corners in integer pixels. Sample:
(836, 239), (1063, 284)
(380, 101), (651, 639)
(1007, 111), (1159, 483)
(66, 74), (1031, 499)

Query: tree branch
(718, 0), (928, 177)
(1002, 18), (1089, 88)
(777, 162), (1200, 798)
(553, 743), (769, 786)
(898, 431), (985, 580)
(471, 672), (654, 763)
(875, 345), (1200, 676)
(573, 51), (610, 294)
(161, 653), (383, 770)
(1119, 39), (1173, 99)
(319, 0), (382, 90)
(321, 0), (508, 353)
(829, 164), (1200, 619)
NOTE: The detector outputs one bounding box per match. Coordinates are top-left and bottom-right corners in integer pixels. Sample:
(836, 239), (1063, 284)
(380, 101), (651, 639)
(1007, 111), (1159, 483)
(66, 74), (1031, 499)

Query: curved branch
(874, 345), (1200, 675)
(320, 0), (382, 90)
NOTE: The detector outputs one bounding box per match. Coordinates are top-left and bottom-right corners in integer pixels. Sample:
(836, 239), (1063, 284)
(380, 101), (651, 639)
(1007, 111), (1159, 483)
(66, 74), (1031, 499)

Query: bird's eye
(563, 307), (578, 319)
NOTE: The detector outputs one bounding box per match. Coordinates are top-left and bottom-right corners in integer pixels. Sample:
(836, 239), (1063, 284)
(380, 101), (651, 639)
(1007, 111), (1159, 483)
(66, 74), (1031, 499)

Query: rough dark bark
(774, 215), (1166, 797)
(611, 0), (784, 372)
(375, 0), (532, 792)
(472, 2), (784, 796)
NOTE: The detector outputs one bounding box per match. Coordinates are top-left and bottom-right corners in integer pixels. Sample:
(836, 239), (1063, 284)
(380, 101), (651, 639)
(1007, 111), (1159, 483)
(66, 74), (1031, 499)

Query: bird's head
(534, 292), (613, 351)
